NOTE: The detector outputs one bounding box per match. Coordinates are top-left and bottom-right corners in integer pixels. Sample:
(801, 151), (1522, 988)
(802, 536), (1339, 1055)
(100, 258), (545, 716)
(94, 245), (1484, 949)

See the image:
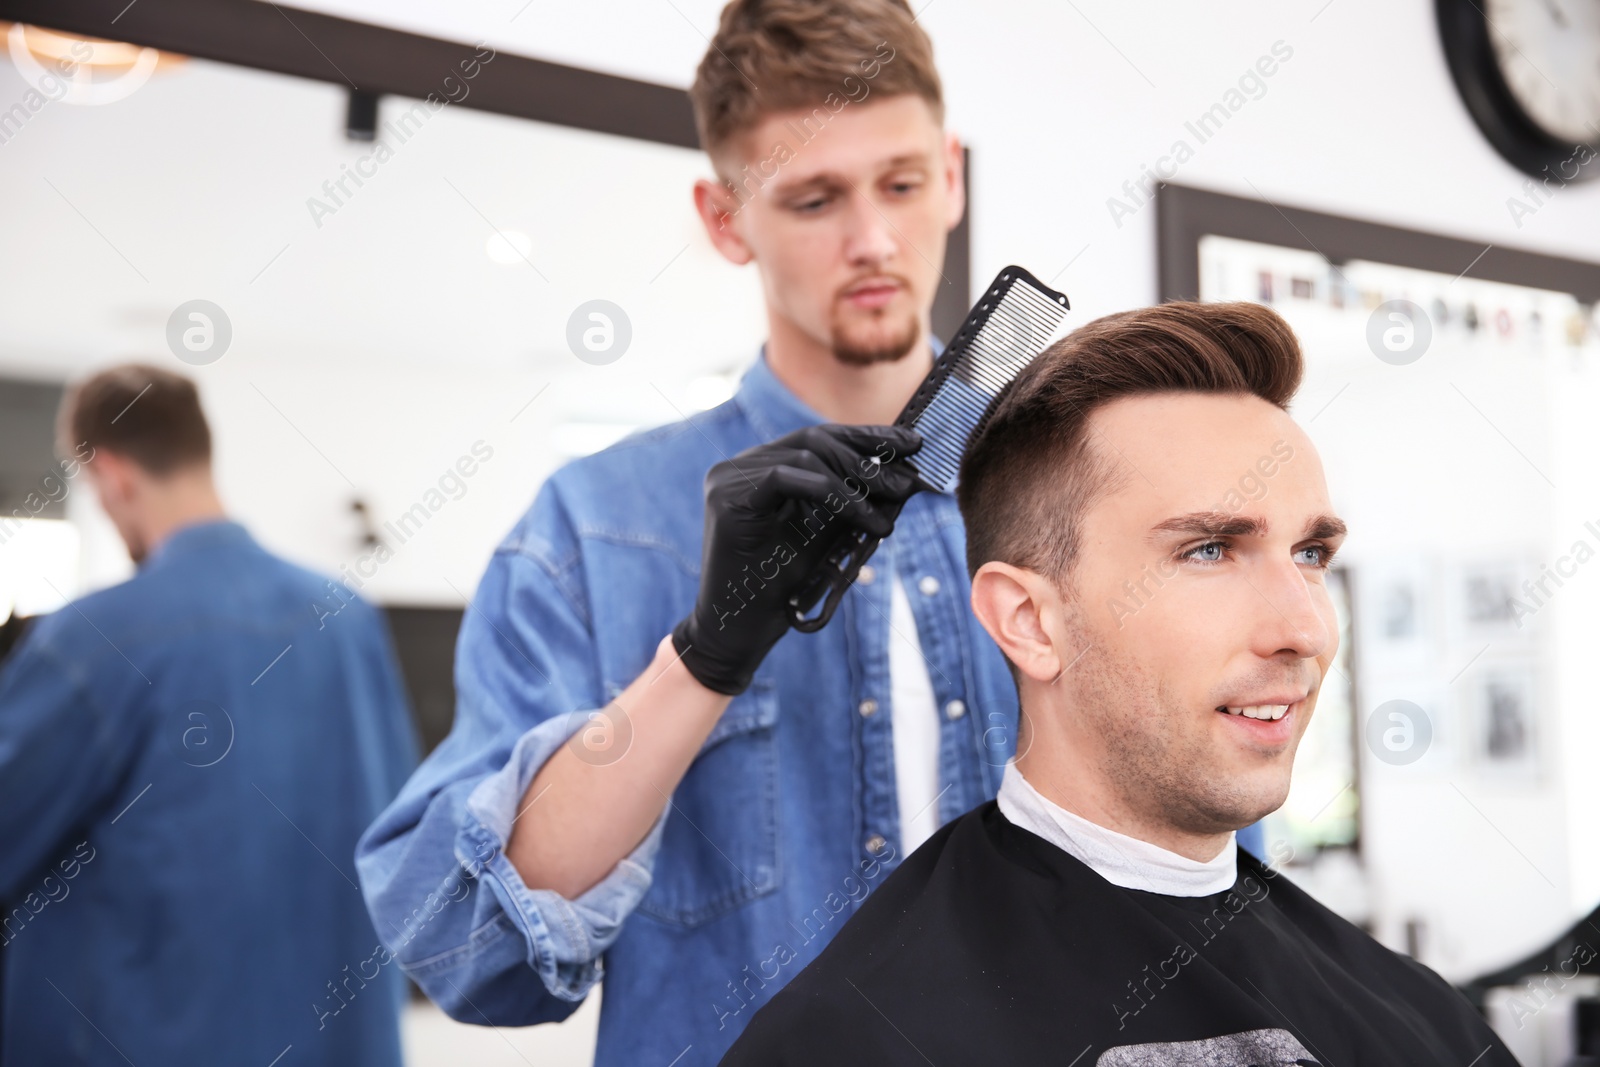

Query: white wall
(289, 0), (1600, 306)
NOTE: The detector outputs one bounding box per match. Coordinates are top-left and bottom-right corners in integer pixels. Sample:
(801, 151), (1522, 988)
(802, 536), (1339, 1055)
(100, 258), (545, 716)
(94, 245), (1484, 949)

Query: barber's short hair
(688, 0), (944, 167)
(58, 363), (211, 476)
(957, 301), (1304, 589)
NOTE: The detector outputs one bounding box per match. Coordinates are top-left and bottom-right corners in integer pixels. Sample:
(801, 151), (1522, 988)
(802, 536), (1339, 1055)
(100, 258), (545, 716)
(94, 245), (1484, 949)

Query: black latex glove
(671, 424), (925, 696)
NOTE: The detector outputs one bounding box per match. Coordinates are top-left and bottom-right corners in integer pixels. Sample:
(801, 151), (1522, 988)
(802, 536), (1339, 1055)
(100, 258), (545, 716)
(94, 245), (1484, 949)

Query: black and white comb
(788, 265), (1071, 632)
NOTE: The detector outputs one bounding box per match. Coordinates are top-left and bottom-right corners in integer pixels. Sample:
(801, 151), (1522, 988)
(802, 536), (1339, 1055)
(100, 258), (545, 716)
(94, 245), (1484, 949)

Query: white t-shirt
(887, 555), (942, 855)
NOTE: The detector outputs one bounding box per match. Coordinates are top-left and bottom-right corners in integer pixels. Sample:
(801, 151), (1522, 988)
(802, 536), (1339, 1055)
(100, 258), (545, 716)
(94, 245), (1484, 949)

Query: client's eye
(1295, 544), (1338, 569)
(1181, 541), (1226, 564)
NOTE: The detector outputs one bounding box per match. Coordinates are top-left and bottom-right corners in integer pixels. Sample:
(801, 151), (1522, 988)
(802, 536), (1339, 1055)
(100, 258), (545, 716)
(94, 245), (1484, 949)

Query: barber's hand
(671, 424), (924, 696)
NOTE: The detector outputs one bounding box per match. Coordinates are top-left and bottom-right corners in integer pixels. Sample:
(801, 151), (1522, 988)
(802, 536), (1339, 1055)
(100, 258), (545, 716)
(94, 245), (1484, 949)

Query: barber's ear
(942, 131), (966, 232)
(969, 561), (1062, 684)
(693, 177), (753, 265)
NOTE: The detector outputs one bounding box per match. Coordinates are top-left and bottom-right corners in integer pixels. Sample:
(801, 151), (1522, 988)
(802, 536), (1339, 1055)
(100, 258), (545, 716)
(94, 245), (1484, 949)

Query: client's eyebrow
(1146, 511), (1349, 543)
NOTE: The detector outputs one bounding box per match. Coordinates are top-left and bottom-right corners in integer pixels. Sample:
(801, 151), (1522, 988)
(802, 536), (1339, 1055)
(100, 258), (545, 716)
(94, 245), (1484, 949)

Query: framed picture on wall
(1380, 570), (1422, 639)
(1462, 562), (1519, 626)
(1463, 660), (1541, 781)
(1451, 557), (1539, 644)
(1355, 555), (1439, 674)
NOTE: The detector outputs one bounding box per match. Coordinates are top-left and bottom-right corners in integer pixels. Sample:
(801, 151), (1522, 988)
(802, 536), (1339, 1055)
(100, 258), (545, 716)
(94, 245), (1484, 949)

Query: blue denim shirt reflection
(0, 519), (418, 1066)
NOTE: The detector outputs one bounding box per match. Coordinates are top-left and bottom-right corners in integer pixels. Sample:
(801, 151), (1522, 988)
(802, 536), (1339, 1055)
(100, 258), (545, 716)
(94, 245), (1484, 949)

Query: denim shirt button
(858, 564), (876, 585)
(864, 834), (888, 856)
(917, 575), (941, 596)
(945, 699), (966, 720)
(858, 698), (878, 718)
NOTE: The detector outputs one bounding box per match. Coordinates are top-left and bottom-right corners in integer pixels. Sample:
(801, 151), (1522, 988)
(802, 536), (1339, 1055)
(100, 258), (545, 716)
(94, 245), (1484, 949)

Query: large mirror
(0, 17), (791, 1062)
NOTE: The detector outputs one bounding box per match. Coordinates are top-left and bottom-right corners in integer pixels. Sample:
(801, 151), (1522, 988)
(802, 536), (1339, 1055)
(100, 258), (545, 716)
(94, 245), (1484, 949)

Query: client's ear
(969, 562), (1064, 684)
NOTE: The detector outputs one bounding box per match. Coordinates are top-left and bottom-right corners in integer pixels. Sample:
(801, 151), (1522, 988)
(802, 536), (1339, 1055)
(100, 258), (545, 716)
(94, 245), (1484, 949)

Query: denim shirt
(0, 519), (418, 1066)
(356, 347), (1020, 1066)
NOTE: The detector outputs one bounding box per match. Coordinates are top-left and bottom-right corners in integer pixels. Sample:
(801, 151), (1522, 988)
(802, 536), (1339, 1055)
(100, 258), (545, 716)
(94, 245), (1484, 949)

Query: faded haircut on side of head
(957, 301), (1305, 594)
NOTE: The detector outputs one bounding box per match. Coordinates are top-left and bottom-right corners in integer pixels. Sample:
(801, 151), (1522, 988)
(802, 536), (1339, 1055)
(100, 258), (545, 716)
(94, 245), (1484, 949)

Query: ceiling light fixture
(3, 22), (184, 106)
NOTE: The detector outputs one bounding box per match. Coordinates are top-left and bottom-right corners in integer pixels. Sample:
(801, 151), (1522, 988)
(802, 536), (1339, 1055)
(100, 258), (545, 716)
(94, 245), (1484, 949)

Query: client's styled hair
(957, 301), (1305, 589)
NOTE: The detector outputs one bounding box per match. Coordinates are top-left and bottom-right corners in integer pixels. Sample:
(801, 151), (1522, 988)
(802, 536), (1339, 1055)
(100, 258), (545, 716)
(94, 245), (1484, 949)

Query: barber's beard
(829, 308), (920, 367)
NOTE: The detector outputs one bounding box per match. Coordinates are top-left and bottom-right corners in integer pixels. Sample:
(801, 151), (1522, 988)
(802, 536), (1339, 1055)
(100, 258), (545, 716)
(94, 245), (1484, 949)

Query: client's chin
(1185, 776), (1293, 836)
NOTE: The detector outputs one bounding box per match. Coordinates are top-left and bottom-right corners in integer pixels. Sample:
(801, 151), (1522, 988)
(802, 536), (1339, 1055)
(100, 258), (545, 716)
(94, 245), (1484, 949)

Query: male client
(720, 302), (1518, 1065)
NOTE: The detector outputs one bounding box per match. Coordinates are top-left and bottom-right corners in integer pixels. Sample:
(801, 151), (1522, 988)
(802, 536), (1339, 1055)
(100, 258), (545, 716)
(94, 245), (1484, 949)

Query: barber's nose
(842, 193), (897, 265)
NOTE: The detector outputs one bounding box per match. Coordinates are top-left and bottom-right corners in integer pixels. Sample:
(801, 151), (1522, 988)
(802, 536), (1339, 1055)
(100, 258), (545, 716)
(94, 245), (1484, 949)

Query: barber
(356, 2), (1018, 1063)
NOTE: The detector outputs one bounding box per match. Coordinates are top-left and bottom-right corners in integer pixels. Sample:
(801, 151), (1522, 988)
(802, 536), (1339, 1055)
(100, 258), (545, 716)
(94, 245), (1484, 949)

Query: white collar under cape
(995, 762), (1238, 897)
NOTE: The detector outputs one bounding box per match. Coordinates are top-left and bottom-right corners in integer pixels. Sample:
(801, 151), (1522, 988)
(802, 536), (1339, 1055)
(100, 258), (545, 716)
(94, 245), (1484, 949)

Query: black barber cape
(720, 802), (1518, 1066)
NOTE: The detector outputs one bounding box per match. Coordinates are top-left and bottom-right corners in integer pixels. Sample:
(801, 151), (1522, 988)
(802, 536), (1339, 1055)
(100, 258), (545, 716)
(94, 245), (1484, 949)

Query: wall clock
(1436, 0), (1600, 181)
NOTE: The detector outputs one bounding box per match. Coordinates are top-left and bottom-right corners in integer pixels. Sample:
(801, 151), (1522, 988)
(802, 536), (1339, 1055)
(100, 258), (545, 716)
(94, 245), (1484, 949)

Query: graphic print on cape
(1098, 1027), (1319, 1066)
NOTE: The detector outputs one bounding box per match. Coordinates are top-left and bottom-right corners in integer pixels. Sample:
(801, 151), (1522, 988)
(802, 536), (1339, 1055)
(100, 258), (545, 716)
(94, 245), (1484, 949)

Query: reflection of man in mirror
(721, 303), (1518, 1065)
(358, 2), (1019, 1064)
(0, 365), (418, 1065)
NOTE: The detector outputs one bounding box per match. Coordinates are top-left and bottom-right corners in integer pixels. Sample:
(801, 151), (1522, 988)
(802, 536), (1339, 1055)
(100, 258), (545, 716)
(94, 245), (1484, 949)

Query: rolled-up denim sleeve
(455, 712), (667, 1001)
(355, 477), (665, 1025)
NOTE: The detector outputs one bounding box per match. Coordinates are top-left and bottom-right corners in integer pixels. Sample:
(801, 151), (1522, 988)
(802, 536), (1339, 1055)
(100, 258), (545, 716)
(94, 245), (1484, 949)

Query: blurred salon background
(2, 0), (1600, 1063)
